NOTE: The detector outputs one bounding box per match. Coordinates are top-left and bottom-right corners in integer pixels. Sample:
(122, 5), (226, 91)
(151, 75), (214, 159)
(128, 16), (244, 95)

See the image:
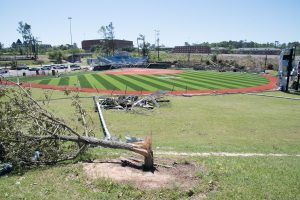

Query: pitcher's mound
(83, 158), (203, 189)
(102, 68), (183, 75)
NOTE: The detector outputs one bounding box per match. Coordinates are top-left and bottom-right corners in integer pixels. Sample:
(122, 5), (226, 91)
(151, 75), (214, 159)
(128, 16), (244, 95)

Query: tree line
(192, 40), (300, 49)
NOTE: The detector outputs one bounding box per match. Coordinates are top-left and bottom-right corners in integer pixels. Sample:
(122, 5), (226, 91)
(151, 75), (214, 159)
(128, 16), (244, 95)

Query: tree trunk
(28, 134), (154, 170)
(144, 150), (154, 170)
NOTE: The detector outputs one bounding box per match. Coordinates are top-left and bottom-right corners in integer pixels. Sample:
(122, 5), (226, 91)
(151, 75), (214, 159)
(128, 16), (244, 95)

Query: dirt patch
(83, 158), (202, 189)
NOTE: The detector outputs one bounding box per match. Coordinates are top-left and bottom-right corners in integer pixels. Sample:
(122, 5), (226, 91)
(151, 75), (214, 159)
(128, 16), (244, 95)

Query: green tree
(17, 21), (32, 43)
(16, 21), (38, 58)
(0, 42), (3, 55)
(138, 34), (150, 57)
(48, 50), (66, 64)
(98, 22), (115, 55)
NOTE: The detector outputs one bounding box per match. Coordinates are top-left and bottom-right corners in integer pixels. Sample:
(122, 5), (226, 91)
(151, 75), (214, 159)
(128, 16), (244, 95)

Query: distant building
(172, 45), (211, 54)
(235, 48), (281, 55)
(66, 53), (93, 63)
(39, 44), (52, 49)
(159, 47), (174, 52)
(81, 39), (133, 51)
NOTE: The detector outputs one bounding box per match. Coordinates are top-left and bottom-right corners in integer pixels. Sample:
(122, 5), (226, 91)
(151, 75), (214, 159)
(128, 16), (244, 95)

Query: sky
(1, 0), (300, 48)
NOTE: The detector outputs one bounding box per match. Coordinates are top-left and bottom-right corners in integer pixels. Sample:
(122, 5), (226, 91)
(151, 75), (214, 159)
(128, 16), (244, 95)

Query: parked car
(70, 64), (81, 71)
(52, 65), (60, 69)
(0, 68), (9, 74)
(60, 65), (68, 69)
(41, 66), (50, 70)
(16, 65), (29, 70)
(28, 67), (40, 71)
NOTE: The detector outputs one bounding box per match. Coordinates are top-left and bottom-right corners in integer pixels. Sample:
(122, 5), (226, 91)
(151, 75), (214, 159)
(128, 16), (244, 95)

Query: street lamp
(154, 30), (160, 60)
(68, 17), (74, 62)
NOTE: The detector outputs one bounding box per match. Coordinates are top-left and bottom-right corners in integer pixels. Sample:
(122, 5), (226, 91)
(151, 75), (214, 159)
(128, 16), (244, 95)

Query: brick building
(172, 45), (211, 54)
(81, 39), (133, 51)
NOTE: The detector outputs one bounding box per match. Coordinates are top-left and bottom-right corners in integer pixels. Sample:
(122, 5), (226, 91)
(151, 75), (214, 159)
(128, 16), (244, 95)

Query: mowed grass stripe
(124, 75), (159, 91)
(182, 72), (266, 87)
(85, 74), (105, 89)
(106, 74), (147, 91)
(125, 75), (171, 91)
(90, 74), (120, 90)
(160, 75), (222, 90)
(78, 75), (93, 88)
(185, 71), (264, 82)
(185, 71), (266, 84)
(58, 77), (69, 86)
(138, 75), (184, 90)
(187, 73), (256, 88)
(177, 73), (252, 88)
(39, 79), (51, 85)
(99, 74), (127, 90)
(187, 71), (267, 81)
(175, 73), (244, 89)
(69, 76), (79, 87)
(186, 71), (268, 84)
(118, 74), (157, 91)
(47, 78), (61, 86)
(144, 75), (198, 90)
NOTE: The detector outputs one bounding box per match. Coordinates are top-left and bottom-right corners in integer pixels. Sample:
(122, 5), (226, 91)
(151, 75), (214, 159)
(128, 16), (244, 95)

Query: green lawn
(1, 88), (299, 199)
(26, 88), (299, 154)
(11, 70), (269, 91)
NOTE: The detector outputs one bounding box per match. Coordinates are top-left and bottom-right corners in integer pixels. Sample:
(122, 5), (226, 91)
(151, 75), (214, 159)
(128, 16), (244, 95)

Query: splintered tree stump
(143, 150), (154, 170)
(131, 136), (154, 171)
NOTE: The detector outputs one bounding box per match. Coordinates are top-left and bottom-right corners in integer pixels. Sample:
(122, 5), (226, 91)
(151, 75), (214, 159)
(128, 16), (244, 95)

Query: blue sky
(1, 0), (299, 48)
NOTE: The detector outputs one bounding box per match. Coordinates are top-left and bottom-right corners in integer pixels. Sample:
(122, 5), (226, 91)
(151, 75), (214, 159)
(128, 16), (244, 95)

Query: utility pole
(68, 17), (74, 63)
(154, 30), (160, 60)
(136, 38), (139, 55)
(188, 45), (191, 63)
(264, 54), (267, 71)
(294, 45), (299, 90)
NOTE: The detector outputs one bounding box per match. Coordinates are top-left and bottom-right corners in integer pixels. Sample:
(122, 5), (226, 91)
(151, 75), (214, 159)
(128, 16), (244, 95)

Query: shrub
(211, 54), (217, 62)
(267, 64), (274, 70)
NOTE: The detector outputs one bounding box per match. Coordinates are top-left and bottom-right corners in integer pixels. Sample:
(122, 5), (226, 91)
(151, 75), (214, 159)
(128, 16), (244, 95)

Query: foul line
(156, 151), (300, 157)
(245, 93), (300, 100)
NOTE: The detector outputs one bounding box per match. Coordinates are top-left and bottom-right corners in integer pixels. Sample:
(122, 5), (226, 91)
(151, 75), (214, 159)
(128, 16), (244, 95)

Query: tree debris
(0, 80), (156, 170)
(95, 92), (170, 111)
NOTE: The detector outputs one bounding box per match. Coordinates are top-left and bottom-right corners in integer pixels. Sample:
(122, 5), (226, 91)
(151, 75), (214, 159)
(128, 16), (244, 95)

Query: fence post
(171, 85), (174, 94)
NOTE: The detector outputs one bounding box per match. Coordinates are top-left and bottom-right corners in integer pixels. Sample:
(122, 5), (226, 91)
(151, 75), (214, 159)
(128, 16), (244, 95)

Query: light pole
(154, 30), (160, 60)
(68, 17), (74, 62)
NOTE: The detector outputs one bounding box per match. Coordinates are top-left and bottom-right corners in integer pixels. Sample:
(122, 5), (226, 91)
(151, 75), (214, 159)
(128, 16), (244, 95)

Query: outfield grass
(1, 88), (299, 199)
(27, 88), (300, 154)
(11, 70), (269, 92)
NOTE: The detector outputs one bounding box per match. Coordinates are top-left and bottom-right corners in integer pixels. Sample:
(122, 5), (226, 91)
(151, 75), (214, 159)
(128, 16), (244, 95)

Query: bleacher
(92, 53), (148, 68)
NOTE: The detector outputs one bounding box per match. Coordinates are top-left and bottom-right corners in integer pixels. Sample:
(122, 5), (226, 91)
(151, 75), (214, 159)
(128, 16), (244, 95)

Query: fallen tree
(0, 81), (153, 170)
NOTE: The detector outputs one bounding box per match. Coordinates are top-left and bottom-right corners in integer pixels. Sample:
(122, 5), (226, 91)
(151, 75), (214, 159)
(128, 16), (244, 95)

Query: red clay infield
(1, 69), (277, 95)
(102, 68), (183, 75)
